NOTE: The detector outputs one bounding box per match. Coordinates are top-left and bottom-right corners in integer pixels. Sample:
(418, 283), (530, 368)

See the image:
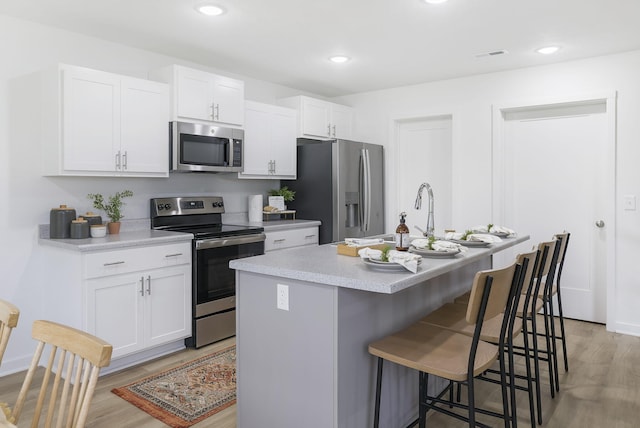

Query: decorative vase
(107, 222), (121, 235)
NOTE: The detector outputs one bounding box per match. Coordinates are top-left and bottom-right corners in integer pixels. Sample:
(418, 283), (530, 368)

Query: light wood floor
(1, 318), (639, 427)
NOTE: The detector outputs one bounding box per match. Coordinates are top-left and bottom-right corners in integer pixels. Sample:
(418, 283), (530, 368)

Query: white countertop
(230, 235), (529, 294)
(38, 229), (193, 252)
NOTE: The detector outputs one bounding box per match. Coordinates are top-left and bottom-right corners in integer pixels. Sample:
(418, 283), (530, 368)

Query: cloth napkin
(358, 248), (422, 273)
(344, 238), (385, 247)
(445, 232), (503, 243)
(471, 225), (516, 236)
(411, 239), (467, 253)
(0, 403), (16, 428)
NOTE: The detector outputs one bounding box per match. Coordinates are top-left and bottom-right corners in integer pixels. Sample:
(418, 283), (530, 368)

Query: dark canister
(49, 205), (77, 239)
(70, 217), (90, 239)
(83, 212), (103, 227)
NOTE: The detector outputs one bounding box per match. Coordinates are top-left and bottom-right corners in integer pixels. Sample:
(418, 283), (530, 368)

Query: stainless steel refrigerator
(282, 138), (384, 244)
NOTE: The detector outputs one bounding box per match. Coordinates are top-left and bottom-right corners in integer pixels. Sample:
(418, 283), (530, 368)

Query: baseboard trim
(614, 321), (640, 337)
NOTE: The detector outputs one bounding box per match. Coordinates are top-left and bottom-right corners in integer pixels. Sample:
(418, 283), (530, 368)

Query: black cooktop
(167, 224), (264, 239)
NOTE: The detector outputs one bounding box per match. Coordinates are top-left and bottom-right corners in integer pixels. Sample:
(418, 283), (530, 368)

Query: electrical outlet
(623, 195), (636, 211)
(277, 284), (289, 311)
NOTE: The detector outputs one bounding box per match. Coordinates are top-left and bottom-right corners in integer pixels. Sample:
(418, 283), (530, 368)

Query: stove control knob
(164, 203), (172, 210)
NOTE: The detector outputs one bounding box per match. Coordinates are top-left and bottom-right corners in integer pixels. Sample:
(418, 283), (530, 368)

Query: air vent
(475, 50), (509, 58)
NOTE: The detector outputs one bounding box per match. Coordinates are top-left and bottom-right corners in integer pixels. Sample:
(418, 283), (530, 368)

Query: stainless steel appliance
(150, 196), (265, 348)
(282, 138), (384, 244)
(170, 121), (244, 173)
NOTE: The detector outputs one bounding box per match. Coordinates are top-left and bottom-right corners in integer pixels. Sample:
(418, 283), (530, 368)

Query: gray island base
(230, 235), (529, 428)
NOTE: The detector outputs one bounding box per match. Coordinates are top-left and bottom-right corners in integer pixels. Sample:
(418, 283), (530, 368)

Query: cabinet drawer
(265, 227), (319, 252)
(84, 242), (191, 279)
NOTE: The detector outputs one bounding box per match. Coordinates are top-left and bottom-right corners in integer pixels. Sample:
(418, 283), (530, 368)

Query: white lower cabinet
(86, 264), (191, 358)
(265, 226), (319, 252)
(41, 241), (192, 362)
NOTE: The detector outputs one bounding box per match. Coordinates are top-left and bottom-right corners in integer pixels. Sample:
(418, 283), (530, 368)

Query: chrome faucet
(414, 183), (434, 238)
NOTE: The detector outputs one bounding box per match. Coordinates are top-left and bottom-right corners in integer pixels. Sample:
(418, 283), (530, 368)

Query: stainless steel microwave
(170, 121), (244, 173)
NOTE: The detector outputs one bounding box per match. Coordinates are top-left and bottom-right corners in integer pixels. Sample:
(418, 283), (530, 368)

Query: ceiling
(2, 0), (640, 97)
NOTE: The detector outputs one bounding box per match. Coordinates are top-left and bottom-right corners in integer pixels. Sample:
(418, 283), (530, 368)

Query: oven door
(194, 233), (265, 317)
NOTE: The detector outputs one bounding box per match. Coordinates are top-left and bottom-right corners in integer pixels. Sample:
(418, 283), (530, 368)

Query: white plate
(409, 246), (460, 258)
(362, 257), (421, 271)
(489, 231), (510, 237)
(449, 239), (491, 247)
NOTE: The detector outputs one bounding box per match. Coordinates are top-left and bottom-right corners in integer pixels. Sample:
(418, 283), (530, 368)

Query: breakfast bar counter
(230, 235), (528, 428)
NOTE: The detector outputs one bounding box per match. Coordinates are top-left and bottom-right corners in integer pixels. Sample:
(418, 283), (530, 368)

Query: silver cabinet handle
(304, 235), (316, 239)
(272, 159), (276, 174)
(327, 124), (331, 136)
(273, 238), (286, 243)
(595, 220), (605, 228)
(139, 276), (144, 296)
(214, 103), (220, 120)
(115, 151), (121, 170)
(332, 125), (336, 137)
(103, 261), (125, 266)
(210, 103), (216, 119)
(122, 150), (128, 170)
(165, 253), (183, 258)
(146, 275), (151, 295)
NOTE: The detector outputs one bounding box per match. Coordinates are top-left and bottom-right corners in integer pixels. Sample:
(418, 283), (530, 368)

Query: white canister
(248, 195), (263, 223)
(90, 224), (107, 238)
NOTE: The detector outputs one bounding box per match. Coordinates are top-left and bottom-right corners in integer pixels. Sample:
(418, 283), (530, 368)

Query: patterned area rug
(112, 346), (236, 428)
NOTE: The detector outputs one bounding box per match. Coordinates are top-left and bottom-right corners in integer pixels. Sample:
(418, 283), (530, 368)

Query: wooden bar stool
(368, 261), (523, 428)
(547, 232), (571, 373)
(419, 250), (537, 428)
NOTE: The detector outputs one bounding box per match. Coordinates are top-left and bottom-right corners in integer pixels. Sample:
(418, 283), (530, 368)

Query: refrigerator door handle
(362, 148), (372, 232)
(359, 150), (365, 230)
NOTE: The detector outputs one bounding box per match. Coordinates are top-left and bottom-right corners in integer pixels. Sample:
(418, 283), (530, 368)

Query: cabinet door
(211, 75), (245, 126)
(241, 102), (272, 176)
(300, 97), (331, 139)
(175, 66), (213, 122)
(120, 77), (170, 175)
(86, 273), (145, 358)
(271, 107), (297, 178)
(330, 103), (354, 140)
(62, 67), (120, 172)
(145, 265), (191, 348)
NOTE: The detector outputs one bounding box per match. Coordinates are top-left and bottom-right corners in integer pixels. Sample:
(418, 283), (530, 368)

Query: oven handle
(195, 233), (266, 250)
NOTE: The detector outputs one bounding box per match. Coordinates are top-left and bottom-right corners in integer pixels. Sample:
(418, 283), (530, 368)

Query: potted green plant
(87, 190), (134, 234)
(268, 186), (295, 209)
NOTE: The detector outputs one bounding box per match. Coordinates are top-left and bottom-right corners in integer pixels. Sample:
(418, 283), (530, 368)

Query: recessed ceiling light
(329, 56), (351, 63)
(536, 46), (561, 55)
(423, 0), (449, 4)
(196, 3), (225, 16)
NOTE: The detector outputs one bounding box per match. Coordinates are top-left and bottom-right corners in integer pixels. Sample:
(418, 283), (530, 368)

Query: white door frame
(491, 92), (617, 331)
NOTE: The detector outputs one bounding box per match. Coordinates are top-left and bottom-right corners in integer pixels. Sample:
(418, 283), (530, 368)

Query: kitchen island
(229, 235), (528, 428)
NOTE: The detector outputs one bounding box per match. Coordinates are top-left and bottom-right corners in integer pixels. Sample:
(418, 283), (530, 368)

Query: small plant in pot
(87, 190), (133, 235)
(268, 186), (295, 210)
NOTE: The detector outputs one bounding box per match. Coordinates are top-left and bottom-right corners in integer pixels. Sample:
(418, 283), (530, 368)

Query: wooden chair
(10, 320), (112, 428)
(0, 299), (20, 367)
(368, 261), (523, 428)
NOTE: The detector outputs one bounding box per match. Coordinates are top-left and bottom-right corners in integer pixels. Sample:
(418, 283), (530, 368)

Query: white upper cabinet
(153, 65), (245, 126)
(42, 64), (170, 177)
(279, 95), (354, 140)
(239, 101), (297, 179)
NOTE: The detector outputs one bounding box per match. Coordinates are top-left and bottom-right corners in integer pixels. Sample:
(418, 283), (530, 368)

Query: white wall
(0, 14), (319, 374)
(338, 50), (640, 336)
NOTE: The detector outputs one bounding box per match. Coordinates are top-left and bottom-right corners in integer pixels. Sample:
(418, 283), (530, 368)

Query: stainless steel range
(150, 196), (265, 348)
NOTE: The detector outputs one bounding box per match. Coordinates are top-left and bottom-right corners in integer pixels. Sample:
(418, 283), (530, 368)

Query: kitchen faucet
(414, 183), (434, 238)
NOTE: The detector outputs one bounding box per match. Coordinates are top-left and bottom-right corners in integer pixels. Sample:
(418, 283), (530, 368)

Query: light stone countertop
(38, 229), (193, 252)
(230, 235), (529, 294)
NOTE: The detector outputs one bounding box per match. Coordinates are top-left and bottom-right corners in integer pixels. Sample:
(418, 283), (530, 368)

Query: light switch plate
(623, 195), (636, 211)
(277, 284), (289, 311)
